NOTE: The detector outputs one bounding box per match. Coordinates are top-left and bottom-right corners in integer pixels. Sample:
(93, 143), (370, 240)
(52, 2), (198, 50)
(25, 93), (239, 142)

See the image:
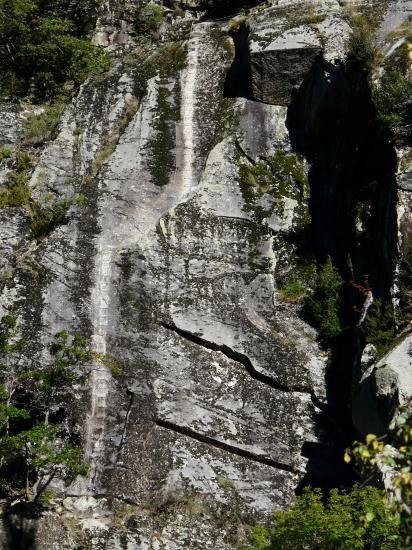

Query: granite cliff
(0, 0), (411, 548)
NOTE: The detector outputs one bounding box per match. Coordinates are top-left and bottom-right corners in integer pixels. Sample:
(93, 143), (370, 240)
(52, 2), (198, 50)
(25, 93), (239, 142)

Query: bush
(241, 485), (401, 550)
(0, 149), (33, 208)
(363, 298), (396, 358)
(135, 1), (165, 38)
(304, 256), (343, 344)
(346, 402), (412, 548)
(0, 0), (110, 100)
(278, 278), (307, 303)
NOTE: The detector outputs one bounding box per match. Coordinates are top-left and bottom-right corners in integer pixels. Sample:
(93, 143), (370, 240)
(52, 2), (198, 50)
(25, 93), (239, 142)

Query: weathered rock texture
(0, 0), (411, 548)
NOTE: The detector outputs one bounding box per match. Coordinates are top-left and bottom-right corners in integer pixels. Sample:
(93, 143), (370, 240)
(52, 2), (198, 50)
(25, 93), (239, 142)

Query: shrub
(345, 402), (412, 548)
(363, 298), (396, 358)
(241, 485), (401, 550)
(135, 1), (165, 38)
(0, 146), (12, 163)
(278, 278), (307, 303)
(0, 149), (33, 208)
(0, 180), (31, 207)
(304, 256), (343, 344)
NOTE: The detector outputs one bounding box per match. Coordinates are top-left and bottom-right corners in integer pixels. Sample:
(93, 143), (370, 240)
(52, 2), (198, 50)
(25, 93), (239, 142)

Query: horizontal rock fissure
(160, 321), (311, 394)
(155, 418), (298, 474)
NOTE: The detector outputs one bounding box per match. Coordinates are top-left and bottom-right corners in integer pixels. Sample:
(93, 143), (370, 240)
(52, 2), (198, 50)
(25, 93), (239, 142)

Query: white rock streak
(85, 244), (112, 467)
(84, 28), (203, 483)
(179, 34), (199, 198)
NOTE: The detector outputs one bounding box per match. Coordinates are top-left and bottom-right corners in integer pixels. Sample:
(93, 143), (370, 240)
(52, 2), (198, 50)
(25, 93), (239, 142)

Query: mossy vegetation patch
(134, 1), (165, 40)
(277, 261), (316, 304)
(238, 149), (307, 222)
(0, 149), (34, 208)
(145, 82), (180, 187)
(23, 98), (66, 146)
(363, 298), (396, 358)
(28, 193), (84, 241)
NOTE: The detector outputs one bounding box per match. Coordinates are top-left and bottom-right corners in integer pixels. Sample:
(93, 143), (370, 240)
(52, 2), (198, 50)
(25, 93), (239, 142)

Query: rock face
(0, 0), (411, 548)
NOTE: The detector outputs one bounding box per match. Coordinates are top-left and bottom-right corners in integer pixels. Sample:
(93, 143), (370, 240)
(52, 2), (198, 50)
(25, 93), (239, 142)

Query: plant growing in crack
(304, 256), (344, 345)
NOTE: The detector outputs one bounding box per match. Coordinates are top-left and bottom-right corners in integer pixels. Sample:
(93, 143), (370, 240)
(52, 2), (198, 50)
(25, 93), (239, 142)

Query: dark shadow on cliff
(286, 56), (397, 294)
(224, 22), (253, 100)
(200, 0), (263, 19)
(2, 502), (40, 550)
(286, 56), (398, 490)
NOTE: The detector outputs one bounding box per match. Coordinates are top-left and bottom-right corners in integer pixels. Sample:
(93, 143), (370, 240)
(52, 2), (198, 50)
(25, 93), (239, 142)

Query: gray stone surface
(0, 0), (409, 548)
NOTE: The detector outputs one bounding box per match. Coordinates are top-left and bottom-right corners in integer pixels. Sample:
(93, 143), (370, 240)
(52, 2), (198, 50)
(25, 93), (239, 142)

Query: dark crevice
(155, 418), (298, 474)
(118, 390), (135, 454)
(287, 58), (397, 298)
(161, 321), (332, 418)
(165, 0), (262, 20)
(161, 321), (311, 395)
(234, 139), (257, 164)
(224, 23), (253, 100)
(285, 57), (398, 488)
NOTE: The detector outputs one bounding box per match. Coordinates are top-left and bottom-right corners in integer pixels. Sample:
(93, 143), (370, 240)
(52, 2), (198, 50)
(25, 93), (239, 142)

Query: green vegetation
(372, 61), (412, 139)
(346, 13), (412, 141)
(23, 99), (65, 145)
(239, 151), (306, 206)
(345, 402), (412, 548)
(0, 149), (33, 208)
(238, 150), (307, 221)
(277, 262), (316, 304)
(0, 0), (109, 100)
(0, 146), (12, 163)
(0, 322), (90, 503)
(277, 277), (307, 303)
(364, 298), (396, 358)
(243, 402), (411, 550)
(29, 199), (67, 241)
(241, 485), (401, 550)
(0, 146), (82, 239)
(346, 14), (383, 72)
(135, 1), (165, 39)
(304, 257), (343, 344)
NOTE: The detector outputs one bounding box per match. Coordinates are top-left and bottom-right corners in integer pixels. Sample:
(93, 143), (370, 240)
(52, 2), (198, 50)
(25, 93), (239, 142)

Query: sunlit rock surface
(0, 0), (411, 547)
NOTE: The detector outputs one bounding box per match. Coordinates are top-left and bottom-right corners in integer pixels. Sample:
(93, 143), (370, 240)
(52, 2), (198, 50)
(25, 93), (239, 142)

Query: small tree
(0, 317), (90, 504)
(305, 256), (343, 344)
(0, 0), (110, 99)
